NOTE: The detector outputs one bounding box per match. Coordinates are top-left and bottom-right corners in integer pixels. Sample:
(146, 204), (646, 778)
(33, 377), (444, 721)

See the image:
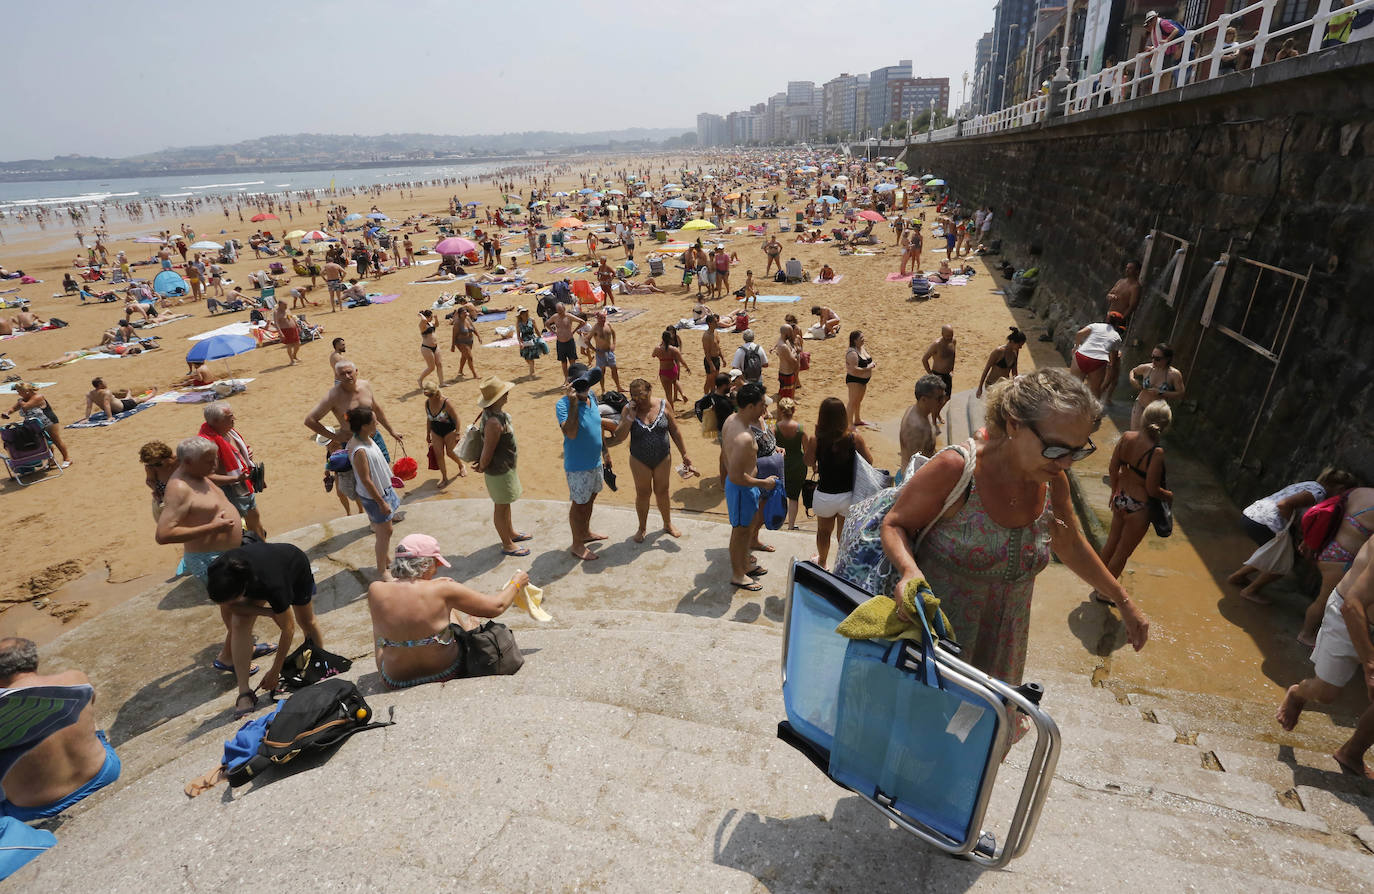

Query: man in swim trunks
(81, 376), (156, 421)
(1277, 537), (1374, 778)
(921, 324), (957, 421)
(589, 310), (621, 392)
(206, 541), (324, 718)
(700, 314), (730, 394)
(0, 638), (121, 820)
(898, 374), (947, 475)
(721, 382), (777, 592)
(1106, 261), (1142, 334)
(550, 302), (586, 382)
(156, 436), (265, 673)
(322, 259), (346, 313)
(773, 324), (799, 398)
(273, 300), (301, 365)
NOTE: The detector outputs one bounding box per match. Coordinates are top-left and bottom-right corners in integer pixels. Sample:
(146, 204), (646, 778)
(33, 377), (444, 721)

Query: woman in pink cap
(367, 533), (530, 690)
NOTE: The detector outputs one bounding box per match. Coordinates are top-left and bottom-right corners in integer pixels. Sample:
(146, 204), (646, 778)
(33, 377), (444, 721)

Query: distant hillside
(0, 128), (696, 182)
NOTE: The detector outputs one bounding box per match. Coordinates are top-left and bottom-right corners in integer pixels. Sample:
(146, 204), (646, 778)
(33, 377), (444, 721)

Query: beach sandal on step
(232, 691), (258, 720)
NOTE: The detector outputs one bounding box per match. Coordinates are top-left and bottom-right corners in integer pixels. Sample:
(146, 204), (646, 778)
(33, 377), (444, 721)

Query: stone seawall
(902, 42), (1374, 498)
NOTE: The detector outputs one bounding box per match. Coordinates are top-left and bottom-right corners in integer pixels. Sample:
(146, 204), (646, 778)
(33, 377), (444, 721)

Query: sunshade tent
(186, 334), (257, 364)
(434, 237), (478, 255)
(153, 270), (190, 297)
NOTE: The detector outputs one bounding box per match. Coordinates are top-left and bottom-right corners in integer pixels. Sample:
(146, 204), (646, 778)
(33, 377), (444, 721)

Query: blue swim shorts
(725, 479), (762, 527)
(0, 730), (121, 821)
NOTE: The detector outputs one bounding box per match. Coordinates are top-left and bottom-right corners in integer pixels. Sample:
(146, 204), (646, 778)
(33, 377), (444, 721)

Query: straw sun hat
(477, 376), (515, 409)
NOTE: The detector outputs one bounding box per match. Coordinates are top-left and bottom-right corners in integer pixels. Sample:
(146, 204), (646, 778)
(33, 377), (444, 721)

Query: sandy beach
(0, 153), (1033, 643)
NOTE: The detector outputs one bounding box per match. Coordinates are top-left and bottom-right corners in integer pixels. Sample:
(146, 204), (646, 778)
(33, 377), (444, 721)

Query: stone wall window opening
(1195, 253), (1312, 462)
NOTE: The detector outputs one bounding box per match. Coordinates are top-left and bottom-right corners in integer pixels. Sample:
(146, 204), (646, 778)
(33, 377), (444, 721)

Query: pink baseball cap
(395, 533), (451, 567)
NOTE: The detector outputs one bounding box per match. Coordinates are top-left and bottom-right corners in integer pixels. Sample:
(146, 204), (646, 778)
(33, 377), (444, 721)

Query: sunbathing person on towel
(81, 376), (157, 421)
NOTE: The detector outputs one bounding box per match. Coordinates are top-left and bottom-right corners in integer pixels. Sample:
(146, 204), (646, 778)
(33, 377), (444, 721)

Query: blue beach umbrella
(875, 183), (898, 192)
(662, 198), (691, 209)
(818, 195), (841, 204)
(578, 188), (597, 195)
(343, 213), (362, 221)
(186, 334), (257, 364)
(367, 213), (389, 220)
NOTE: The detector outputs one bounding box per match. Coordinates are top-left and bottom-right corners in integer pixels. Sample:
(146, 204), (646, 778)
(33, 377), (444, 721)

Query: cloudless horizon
(3, 0), (993, 160)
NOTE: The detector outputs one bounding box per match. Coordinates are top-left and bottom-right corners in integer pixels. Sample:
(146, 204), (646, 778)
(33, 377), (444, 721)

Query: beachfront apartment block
(866, 61), (913, 130)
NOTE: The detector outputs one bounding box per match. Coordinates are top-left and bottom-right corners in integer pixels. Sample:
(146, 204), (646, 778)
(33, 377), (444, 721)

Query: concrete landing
(15, 500), (1374, 890)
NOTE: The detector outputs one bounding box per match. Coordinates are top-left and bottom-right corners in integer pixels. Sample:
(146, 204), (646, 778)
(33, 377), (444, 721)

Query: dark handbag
(460, 621), (524, 676)
(1146, 452), (1172, 538)
(801, 477), (818, 514)
(249, 462), (266, 492)
(277, 638), (353, 691)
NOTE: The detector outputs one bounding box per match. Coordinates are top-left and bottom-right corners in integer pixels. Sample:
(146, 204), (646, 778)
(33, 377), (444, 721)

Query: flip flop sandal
(732, 580), (764, 592)
(746, 566), (768, 577)
(501, 547), (531, 557)
(212, 659), (259, 675)
(252, 642), (277, 659)
(233, 691), (259, 720)
(512, 533), (534, 542)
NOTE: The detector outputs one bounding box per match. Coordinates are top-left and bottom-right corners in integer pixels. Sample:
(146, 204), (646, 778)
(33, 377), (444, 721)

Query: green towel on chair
(835, 578), (952, 644)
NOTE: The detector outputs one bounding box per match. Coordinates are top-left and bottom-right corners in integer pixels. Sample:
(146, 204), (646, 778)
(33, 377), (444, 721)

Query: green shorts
(484, 468), (522, 505)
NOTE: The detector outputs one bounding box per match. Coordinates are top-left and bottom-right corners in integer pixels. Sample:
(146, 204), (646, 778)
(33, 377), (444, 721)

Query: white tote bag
(1244, 519), (1294, 575)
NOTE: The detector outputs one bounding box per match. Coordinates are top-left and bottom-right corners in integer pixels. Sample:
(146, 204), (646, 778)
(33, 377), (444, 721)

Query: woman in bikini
(3, 383), (71, 468)
(844, 330), (877, 429)
(417, 309), (445, 388)
(975, 327), (1027, 398)
(607, 379), (694, 543)
(1096, 401), (1174, 604)
(367, 533), (528, 690)
(448, 302), (478, 379)
(421, 380), (465, 485)
(1299, 485), (1374, 646)
(139, 440), (178, 520)
(1127, 343), (1186, 431)
(652, 328), (688, 410)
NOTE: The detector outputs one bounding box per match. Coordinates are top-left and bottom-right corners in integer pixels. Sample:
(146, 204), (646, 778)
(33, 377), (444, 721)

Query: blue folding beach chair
(779, 560), (1060, 867)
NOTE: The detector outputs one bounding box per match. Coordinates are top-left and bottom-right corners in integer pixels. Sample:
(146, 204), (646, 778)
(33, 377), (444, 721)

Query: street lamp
(1002, 23), (1019, 110)
(928, 97), (935, 136)
(961, 70), (969, 116)
(1056, 0), (1076, 81)
(1027, 0), (1042, 100)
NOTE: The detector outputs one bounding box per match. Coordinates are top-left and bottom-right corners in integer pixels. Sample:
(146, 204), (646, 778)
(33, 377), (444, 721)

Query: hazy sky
(3, 1), (994, 160)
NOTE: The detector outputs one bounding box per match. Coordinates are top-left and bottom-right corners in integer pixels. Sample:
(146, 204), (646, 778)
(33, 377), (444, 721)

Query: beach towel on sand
(812, 275), (844, 285)
(885, 273), (914, 283)
(66, 401), (155, 428)
(751, 295), (802, 304)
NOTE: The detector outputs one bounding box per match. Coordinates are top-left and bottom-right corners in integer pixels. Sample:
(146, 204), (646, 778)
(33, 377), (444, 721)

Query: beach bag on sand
(278, 638), (353, 692)
(225, 679), (393, 788)
(462, 621), (524, 676)
(458, 422), (484, 464)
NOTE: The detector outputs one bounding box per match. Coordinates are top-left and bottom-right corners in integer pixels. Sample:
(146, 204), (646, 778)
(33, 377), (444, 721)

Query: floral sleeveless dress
(916, 478), (1054, 685)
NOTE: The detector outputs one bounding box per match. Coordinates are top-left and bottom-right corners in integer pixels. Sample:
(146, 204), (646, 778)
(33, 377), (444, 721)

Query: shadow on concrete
(1277, 745), (1374, 813)
(158, 576), (209, 611)
(107, 643), (235, 748)
(305, 524), (373, 563)
(674, 547), (738, 620)
(712, 799), (981, 892)
(1066, 599), (1128, 658)
(311, 567), (370, 615)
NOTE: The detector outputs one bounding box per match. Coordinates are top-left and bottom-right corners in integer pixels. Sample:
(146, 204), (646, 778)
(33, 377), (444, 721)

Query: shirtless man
(595, 257), (615, 306)
(550, 302), (586, 382)
(81, 377), (156, 421)
(589, 310), (621, 391)
(811, 305), (841, 338)
(14, 305), (45, 331)
(0, 638), (121, 821)
(721, 382), (777, 592)
(305, 360), (405, 513)
(773, 323), (799, 399)
(921, 324), (957, 422)
(273, 300), (301, 365)
(899, 374), (948, 474)
(1277, 537), (1374, 778)
(328, 337), (347, 372)
(1106, 261), (1142, 333)
(322, 258), (346, 312)
(701, 313), (730, 394)
(156, 436), (255, 671)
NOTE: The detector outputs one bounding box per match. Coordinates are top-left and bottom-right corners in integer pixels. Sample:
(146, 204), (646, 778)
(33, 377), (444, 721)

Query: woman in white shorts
(806, 397), (873, 569)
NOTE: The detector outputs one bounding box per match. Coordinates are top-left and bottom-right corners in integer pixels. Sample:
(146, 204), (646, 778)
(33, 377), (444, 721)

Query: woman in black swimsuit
(416, 309), (445, 389)
(844, 330), (877, 429)
(421, 380), (465, 485)
(975, 326), (1027, 398)
(449, 302), (478, 379)
(608, 379), (695, 543)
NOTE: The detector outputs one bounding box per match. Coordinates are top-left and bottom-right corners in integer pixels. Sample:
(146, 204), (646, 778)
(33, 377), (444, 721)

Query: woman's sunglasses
(1026, 420), (1097, 462)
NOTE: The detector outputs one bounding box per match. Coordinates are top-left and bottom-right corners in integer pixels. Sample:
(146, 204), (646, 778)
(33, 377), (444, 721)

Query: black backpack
(740, 343), (764, 381)
(226, 678), (394, 787)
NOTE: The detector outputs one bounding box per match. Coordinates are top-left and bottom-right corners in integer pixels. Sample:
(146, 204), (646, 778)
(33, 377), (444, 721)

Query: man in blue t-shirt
(555, 363), (614, 560)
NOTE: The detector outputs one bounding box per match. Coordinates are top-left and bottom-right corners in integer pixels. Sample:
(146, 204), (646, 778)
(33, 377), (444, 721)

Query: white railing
(927, 122), (960, 142)
(937, 0), (1371, 141)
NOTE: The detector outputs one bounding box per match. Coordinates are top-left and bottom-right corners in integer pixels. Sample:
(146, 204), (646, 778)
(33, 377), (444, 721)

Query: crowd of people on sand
(6, 144), (1373, 836)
